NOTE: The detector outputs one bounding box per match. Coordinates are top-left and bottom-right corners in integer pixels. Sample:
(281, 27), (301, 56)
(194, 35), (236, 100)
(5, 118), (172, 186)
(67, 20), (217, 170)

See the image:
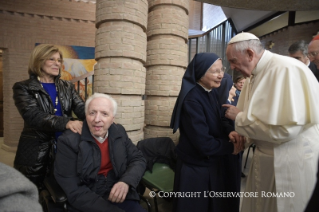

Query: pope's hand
(222, 104), (241, 121)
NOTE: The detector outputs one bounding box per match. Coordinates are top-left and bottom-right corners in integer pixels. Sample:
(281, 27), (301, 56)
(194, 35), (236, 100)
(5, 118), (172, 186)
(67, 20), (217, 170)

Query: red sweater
(94, 137), (113, 176)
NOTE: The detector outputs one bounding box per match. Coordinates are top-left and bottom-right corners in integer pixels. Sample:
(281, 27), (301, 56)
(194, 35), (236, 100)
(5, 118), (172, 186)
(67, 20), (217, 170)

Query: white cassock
(236, 50), (319, 212)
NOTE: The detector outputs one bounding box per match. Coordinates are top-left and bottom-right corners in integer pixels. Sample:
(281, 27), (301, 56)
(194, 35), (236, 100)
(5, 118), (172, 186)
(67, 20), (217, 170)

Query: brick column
(0, 49), (28, 152)
(144, 0), (189, 143)
(95, 0), (148, 144)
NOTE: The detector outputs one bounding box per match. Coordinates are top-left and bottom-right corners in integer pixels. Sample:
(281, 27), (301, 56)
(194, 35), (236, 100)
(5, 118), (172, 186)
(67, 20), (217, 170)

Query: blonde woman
(13, 44), (85, 189)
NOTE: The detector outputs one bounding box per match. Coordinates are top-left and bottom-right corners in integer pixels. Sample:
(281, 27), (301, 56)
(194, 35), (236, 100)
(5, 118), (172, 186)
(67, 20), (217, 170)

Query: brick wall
(95, 0), (148, 144)
(260, 21), (319, 55)
(0, 0), (96, 150)
(145, 0), (189, 143)
(189, 0), (202, 30)
(0, 52), (3, 136)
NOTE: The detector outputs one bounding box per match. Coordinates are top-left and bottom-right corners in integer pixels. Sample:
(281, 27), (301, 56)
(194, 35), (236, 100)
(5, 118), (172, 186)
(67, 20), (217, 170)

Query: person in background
(218, 73), (243, 210)
(288, 40), (319, 82)
(304, 158), (319, 212)
(232, 75), (245, 106)
(224, 32), (319, 212)
(304, 36), (319, 208)
(170, 52), (244, 212)
(228, 85), (237, 105)
(308, 34), (319, 70)
(229, 77), (246, 178)
(0, 162), (42, 211)
(54, 93), (147, 212)
(12, 44), (85, 189)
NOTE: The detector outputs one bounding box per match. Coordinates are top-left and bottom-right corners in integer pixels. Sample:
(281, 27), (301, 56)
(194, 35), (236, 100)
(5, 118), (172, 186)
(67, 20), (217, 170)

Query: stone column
(144, 0), (189, 143)
(95, 0), (148, 144)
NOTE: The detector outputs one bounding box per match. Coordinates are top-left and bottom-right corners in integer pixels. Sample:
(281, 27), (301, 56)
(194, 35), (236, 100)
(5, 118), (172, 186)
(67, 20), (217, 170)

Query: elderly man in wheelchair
(45, 93), (147, 212)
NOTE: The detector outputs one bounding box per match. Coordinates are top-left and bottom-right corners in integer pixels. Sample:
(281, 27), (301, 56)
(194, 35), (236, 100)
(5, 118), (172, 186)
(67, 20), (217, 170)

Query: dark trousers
(94, 173), (147, 212)
(112, 200), (147, 212)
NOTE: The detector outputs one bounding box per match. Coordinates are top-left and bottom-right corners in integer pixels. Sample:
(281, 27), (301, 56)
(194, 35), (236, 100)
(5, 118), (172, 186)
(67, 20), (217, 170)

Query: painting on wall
(36, 43), (96, 100)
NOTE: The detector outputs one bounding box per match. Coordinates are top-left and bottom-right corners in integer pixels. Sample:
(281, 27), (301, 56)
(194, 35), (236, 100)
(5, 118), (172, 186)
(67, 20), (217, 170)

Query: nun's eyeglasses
(209, 67), (226, 76)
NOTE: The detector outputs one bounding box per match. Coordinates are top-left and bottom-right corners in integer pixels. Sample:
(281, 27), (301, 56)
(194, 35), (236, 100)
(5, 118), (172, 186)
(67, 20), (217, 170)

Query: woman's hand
(66, 120), (83, 134)
(229, 131), (245, 154)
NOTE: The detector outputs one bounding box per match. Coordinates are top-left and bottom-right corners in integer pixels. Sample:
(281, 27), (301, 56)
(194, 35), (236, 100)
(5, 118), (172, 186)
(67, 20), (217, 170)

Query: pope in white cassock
(223, 32), (319, 212)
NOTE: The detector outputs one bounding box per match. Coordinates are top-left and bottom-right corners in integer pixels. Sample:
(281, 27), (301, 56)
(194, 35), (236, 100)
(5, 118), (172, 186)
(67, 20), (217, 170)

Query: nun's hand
(229, 131), (245, 154)
(222, 104), (241, 121)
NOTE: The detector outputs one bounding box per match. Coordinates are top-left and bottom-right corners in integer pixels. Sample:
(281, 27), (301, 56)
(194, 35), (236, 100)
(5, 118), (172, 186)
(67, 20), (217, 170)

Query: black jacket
(309, 62), (319, 82)
(54, 121), (146, 212)
(13, 74), (85, 185)
(137, 137), (177, 172)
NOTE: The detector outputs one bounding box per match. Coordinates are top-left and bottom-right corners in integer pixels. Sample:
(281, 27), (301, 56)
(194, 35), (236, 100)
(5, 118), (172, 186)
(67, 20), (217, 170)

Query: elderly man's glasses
(209, 67), (226, 76)
(47, 58), (62, 63)
(307, 51), (319, 58)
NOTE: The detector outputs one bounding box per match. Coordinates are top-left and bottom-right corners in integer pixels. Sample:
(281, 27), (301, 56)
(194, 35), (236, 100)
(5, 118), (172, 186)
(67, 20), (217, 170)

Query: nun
(170, 53), (243, 212)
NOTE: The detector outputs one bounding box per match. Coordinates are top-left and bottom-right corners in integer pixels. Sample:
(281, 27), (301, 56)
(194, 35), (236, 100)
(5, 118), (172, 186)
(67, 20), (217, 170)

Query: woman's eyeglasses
(47, 58), (62, 63)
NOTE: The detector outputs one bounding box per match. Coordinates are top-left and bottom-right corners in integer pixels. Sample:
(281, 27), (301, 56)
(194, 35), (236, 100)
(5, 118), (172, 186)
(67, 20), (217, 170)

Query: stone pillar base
(127, 129), (144, 145)
(1, 143), (17, 152)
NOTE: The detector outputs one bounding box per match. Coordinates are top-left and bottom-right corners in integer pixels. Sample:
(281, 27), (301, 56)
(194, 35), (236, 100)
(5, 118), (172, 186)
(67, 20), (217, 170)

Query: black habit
(171, 53), (241, 212)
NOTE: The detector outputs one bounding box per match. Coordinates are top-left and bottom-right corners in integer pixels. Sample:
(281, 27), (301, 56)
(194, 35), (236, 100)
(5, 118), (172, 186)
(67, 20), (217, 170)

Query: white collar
(197, 83), (212, 92)
(252, 50), (267, 77)
(306, 60), (310, 67)
(91, 131), (108, 143)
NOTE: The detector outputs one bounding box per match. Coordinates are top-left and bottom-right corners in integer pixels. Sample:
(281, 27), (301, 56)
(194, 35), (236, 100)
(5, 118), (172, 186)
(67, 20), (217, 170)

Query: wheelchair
(39, 139), (153, 212)
(39, 140), (68, 212)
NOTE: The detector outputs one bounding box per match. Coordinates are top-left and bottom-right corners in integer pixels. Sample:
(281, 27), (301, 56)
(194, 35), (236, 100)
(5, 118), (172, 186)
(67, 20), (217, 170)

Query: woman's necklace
(38, 76), (59, 113)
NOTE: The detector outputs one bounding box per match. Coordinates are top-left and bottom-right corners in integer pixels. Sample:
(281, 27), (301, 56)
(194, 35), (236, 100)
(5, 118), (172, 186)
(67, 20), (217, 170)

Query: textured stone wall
(0, 0), (96, 151)
(145, 0), (189, 143)
(95, 0), (148, 144)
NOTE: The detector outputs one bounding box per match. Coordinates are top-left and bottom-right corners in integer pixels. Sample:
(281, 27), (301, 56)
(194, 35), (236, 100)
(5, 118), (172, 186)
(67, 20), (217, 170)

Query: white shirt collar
(91, 131), (108, 143)
(252, 50), (267, 76)
(197, 83), (212, 92)
(306, 60), (310, 67)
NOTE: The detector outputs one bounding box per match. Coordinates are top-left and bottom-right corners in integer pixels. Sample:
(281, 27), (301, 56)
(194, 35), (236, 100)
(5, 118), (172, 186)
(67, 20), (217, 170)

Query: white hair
(233, 39), (264, 54)
(85, 93), (118, 116)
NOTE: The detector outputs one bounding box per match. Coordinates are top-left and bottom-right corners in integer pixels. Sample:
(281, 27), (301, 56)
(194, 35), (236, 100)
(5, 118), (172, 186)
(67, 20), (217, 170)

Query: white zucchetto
(228, 32), (259, 44)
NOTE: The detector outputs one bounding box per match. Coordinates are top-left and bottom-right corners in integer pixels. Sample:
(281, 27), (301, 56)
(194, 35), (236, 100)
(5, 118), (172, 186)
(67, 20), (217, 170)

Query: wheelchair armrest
(43, 174), (67, 204)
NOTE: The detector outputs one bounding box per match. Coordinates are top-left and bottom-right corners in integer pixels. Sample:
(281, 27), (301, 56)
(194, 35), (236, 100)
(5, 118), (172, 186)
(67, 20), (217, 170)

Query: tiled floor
(0, 138), (253, 212)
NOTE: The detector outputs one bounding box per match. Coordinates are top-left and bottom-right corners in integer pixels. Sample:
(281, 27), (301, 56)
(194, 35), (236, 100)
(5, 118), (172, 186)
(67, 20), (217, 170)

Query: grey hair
(288, 40), (308, 56)
(85, 93), (118, 116)
(233, 39), (264, 54)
